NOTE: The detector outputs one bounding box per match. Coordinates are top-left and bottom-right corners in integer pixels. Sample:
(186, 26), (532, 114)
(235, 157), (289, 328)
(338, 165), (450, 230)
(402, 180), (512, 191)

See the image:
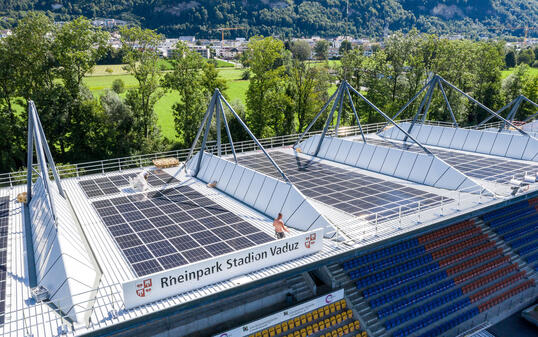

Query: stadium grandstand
(0, 77), (536, 337)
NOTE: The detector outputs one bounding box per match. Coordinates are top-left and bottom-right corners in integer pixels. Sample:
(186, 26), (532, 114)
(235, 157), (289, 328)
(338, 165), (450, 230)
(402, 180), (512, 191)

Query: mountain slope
(0, 0), (536, 38)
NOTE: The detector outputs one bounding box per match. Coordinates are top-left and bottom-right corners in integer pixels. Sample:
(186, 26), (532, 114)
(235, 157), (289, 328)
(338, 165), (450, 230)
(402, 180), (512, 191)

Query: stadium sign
(123, 229), (324, 309)
(214, 289), (345, 337)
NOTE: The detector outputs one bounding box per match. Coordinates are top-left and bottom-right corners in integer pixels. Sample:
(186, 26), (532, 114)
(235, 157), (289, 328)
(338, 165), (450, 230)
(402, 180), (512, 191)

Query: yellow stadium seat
(324, 318), (330, 328)
(347, 309), (353, 317)
(324, 307), (330, 316)
(313, 323), (319, 332)
(338, 327), (344, 336)
(331, 330), (337, 337)
(343, 311), (349, 320)
(335, 302), (341, 311)
(293, 331), (300, 337)
(294, 317), (300, 327)
(330, 316), (336, 325)
(362, 331), (367, 337)
(301, 315), (306, 325)
(354, 321), (360, 330)
(300, 329), (306, 337)
(341, 300), (347, 309)
(288, 320), (295, 329)
(313, 311), (319, 320)
(336, 313), (342, 323)
(348, 322), (355, 332)
(276, 326), (282, 334)
(287, 334), (293, 337)
(307, 326), (313, 334)
(329, 303), (335, 313)
(262, 333), (268, 337)
(307, 313), (313, 322)
(256, 333), (262, 337)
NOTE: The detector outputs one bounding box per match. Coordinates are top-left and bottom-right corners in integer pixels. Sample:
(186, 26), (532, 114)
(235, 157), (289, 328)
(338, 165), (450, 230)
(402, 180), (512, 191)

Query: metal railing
(0, 119), (501, 188)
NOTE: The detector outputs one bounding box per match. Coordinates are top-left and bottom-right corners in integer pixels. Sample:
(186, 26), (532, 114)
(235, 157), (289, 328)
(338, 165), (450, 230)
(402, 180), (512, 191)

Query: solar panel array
(367, 138), (538, 183)
(79, 170), (179, 198)
(92, 186), (274, 276)
(0, 196), (8, 324)
(235, 152), (449, 222)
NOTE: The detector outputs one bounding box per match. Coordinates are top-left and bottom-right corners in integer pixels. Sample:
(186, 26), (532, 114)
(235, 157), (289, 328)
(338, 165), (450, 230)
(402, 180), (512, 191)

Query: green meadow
(84, 62), (244, 140)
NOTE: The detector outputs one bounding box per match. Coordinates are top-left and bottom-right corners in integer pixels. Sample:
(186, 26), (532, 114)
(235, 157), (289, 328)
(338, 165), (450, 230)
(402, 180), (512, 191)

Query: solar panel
(234, 151), (452, 223)
(92, 186), (275, 277)
(0, 196), (9, 324)
(79, 170), (179, 199)
(366, 138), (538, 184)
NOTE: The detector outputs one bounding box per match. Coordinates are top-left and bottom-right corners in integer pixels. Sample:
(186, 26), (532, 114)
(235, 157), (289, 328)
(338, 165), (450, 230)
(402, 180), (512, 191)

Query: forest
(0, 13), (537, 174)
(0, 1), (536, 38)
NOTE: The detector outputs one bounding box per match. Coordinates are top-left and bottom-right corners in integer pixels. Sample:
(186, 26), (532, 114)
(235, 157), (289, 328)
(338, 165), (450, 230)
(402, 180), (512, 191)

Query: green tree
(468, 41), (505, 124)
(287, 60), (330, 132)
(53, 17), (108, 97)
(245, 36), (287, 137)
(505, 50), (516, 68)
(163, 41), (226, 146)
(338, 40), (352, 57)
(121, 26), (164, 146)
(112, 78), (125, 94)
(518, 48), (535, 65)
(290, 40), (311, 61)
(502, 64), (529, 102)
(314, 40), (329, 61)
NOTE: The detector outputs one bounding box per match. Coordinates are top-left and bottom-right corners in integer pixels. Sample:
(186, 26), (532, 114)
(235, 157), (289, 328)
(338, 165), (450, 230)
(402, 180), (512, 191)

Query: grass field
(84, 64), (245, 140)
(501, 67), (538, 80)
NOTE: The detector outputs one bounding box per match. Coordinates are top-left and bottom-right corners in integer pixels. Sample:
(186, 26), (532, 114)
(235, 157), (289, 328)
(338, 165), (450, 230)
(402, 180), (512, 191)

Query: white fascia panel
(438, 127), (456, 148)
(286, 201), (321, 232)
(199, 154), (219, 183)
(234, 167), (255, 200)
(462, 130), (482, 152)
(345, 142), (364, 166)
(475, 131), (498, 155)
(217, 161), (237, 191)
(490, 133), (514, 157)
(356, 143), (377, 169)
(417, 125), (433, 143)
(243, 173), (265, 206)
(505, 136), (529, 159)
(394, 151), (418, 180)
(280, 188), (305, 224)
(426, 126), (444, 146)
(435, 167), (466, 190)
(318, 136), (334, 158)
(451, 129), (469, 150)
(423, 158), (450, 186)
(325, 138), (343, 161)
(334, 139), (352, 163)
(253, 177), (278, 213)
(197, 152), (213, 181)
(209, 156), (229, 183)
(224, 164), (245, 196)
(408, 154), (433, 184)
(266, 182), (292, 218)
(300, 136), (317, 154)
(380, 148), (403, 176)
(522, 137), (538, 161)
(368, 146), (389, 172)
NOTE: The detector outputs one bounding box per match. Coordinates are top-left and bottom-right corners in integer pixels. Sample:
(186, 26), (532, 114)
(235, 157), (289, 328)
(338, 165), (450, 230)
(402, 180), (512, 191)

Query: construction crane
(502, 25), (536, 45)
(216, 27), (246, 45)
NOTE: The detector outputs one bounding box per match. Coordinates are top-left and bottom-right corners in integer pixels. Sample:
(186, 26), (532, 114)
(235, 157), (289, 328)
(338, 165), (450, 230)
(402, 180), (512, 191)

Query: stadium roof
(0, 88), (537, 336)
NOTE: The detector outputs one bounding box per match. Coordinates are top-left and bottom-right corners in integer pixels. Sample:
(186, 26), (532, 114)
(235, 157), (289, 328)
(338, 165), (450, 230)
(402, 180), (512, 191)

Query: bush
(112, 79), (125, 94)
(533, 60), (538, 68)
(105, 67), (113, 74)
(241, 69), (251, 80)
